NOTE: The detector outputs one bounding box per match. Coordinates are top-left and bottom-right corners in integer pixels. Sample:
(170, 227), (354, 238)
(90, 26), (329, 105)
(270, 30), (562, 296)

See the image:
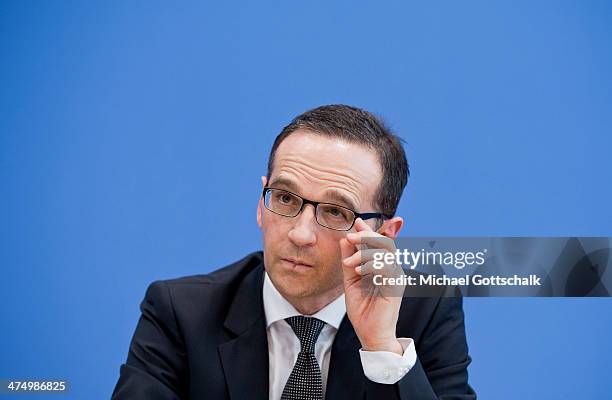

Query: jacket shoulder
(142, 251), (264, 340)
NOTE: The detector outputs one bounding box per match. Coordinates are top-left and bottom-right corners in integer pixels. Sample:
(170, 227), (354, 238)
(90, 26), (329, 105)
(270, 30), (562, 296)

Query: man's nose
(287, 204), (318, 247)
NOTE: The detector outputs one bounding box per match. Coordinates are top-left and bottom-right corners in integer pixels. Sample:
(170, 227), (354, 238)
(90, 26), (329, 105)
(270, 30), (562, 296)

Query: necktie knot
(285, 316), (325, 354)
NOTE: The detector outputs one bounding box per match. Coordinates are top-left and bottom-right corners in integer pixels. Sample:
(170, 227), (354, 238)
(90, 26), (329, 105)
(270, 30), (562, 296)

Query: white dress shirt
(263, 272), (417, 399)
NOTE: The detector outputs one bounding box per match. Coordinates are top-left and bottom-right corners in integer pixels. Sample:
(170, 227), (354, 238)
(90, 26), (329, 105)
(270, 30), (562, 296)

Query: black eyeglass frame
(262, 187), (390, 231)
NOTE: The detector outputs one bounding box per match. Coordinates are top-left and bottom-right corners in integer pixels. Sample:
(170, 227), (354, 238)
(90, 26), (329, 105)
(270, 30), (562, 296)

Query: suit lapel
(218, 265), (269, 400)
(325, 315), (365, 399)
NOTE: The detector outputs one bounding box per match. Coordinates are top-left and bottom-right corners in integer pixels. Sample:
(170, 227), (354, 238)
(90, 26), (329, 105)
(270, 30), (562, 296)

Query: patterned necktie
(280, 316), (326, 400)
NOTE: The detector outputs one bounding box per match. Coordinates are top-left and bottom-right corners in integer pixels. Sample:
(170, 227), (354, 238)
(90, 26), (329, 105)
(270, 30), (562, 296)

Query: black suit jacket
(112, 252), (476, 399)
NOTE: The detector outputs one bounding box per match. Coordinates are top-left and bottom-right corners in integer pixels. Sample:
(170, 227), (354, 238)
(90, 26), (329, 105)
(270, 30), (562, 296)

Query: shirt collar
(263, 271), (346, 330)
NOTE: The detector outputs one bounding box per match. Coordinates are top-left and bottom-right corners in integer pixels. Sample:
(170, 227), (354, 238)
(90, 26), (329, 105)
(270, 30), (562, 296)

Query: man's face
(257, 130), (383, 302)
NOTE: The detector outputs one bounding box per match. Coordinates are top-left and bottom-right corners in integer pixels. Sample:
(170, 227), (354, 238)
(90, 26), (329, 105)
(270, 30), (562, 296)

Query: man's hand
(340, 218), (406, 356)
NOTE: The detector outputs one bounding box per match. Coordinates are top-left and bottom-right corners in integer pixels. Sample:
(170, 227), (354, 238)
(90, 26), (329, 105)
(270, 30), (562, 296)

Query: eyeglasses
(262, 187), (388, 231)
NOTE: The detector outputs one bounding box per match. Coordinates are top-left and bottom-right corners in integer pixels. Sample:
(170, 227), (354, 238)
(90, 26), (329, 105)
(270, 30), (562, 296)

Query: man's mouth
(282, 258), (314, 269)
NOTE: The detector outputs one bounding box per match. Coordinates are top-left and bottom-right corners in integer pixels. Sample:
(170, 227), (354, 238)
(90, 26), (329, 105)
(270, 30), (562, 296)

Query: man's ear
(377, 216), (404, 239)
(256, 175), (268, 229)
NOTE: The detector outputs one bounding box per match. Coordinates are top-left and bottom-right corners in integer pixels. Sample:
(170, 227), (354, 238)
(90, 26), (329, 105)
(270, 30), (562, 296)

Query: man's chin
(274, 274), (342, 301)
(275, 277), (318, 299)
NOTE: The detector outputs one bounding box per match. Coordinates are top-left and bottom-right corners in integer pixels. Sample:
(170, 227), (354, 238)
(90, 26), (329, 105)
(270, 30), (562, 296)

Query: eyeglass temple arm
(355, 212), (388, 221)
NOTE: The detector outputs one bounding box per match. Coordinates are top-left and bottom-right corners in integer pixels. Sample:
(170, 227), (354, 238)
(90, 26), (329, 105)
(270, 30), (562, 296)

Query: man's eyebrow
(268, 177), (359, 211)
(268, 177), (300, 192)
(322, 190), (358, 211)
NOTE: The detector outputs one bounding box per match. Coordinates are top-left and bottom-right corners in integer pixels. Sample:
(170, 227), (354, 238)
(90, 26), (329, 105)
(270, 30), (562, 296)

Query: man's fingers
(339, 237), (356, 261)
(340, 238), (361, 282)
(343, 248), (386, 269)
(346, 232), (395, 252)
(354, 260), (376, 276)
(354, 217), (373, 232)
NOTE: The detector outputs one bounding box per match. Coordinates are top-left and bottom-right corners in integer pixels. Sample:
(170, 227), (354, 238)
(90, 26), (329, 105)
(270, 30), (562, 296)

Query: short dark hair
(267, 104), (409, 218)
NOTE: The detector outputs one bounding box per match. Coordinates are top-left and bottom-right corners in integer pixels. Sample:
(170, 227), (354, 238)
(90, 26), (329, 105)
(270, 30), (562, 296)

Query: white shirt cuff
(358, 338), (417, 384)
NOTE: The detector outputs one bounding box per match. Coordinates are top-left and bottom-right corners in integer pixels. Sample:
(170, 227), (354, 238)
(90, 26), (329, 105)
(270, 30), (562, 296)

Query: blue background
(1, 1), (611, 398)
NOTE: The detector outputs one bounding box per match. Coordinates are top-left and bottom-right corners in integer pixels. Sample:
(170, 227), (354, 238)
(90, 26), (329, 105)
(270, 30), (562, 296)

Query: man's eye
(327, 208), (343, 217)
(278, 194), (294, 204)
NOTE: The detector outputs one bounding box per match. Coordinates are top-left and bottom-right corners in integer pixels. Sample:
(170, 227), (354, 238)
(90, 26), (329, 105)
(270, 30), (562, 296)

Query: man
(112, 105), (476, 399)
